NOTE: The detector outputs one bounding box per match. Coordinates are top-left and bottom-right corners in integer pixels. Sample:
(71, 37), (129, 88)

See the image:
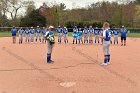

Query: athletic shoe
(107, 62), (110, 65)
(101, 63), (108, 66)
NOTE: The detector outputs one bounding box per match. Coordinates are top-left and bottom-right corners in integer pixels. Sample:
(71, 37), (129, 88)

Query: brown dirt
(0, 37), (140, 93)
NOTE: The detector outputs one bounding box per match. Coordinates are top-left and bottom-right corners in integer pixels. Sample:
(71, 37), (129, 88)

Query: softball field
(0, 37), (140, 93)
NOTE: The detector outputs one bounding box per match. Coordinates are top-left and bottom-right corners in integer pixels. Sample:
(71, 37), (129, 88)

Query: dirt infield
(0, 37), (140, 93)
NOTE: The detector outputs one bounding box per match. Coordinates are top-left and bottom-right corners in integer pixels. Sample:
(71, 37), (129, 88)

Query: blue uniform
(30, 29), (35, 34)
(63, 28), (68, 43)
(11, 28), (17, 36)
(18, 29), (24, 35)
(25, 29), (30, 42)
(83, 29), (89, 43)
(36, 28), (41, 33)
(113, 30), (119, 45)
(36, 28), (41, 42)
(63, 28), (68, 35)
(103, 30), (111, 41)
(57, 28), (63, 33)
(94, 29), (100, 44)
(57, 27), (63, 43)
(18, 29), (24, 44)
(120, 29), (127, 37)
(113, 30), (119, 35)
(42, 29), (46, 35)
(30, 29), (35, 42)
(25, 29), (30, 35)
(103, 29), (111, 64)
(94, 29), (100, 35)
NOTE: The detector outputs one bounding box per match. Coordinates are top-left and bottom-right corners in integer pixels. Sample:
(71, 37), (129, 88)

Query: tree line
(0, 0), (140, 28)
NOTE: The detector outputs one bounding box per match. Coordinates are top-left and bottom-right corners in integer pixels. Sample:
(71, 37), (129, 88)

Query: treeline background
(0, 0), (140, 29)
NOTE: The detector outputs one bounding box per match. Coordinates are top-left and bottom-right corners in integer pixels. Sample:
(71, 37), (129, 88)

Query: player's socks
(104, 55), (108, 64)
(47, 54), (51, 63)
(107, 55), (110, 62)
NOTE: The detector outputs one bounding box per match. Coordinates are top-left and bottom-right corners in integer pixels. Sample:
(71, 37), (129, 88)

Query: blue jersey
(83, 29), (89, 34)
(113, 30), (119, 35)
(18, 29), (24, 35)
(11, 28), (17, 36)
(57, 28), (63, 33)
(89, 28), (94, 33)
(46, 31), (54, 37)
(25, 29), (30, 35)
(73, 28), (78, 34)
(99, 30), (103, 36)
(77, 31), (82, 36)
(42, 29), (46, 35)
(120, 29), (127, 37)
(63, 28), (68, 34)
(103, 30), (111, 41)
(36, 28), (41, 33)
(94, 29), (99, 35)
(30, 29), (35, 34)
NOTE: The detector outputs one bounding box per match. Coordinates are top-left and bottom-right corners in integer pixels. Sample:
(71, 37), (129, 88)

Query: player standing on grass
(72, 26), (78, 44)
(101, 22), (111, 66)
(45, 26), (55, 63)
(11, 26), (17, 44)
(30, 27), (35, 43)
(18, 27), (24, 44)
(83, 26), (89, 44)
(120, 26), (127, 46)
(113, 27), (119, 45)
(94, 27), (100, 44)
(25, 28), (30, 43)
(63, 27), (68, 44)
(56, 26), (63, 44)
(36, 26), (41, 42)
(42, 27), (47, 43)
(88, 26), (94, 44)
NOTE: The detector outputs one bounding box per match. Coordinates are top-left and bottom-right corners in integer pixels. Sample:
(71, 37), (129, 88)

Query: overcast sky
(26, 0), (116, 9)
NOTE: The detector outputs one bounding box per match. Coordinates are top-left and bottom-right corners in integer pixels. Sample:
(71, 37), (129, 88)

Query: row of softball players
(72, 26), (128, 45)
(11, 26), (47, 44)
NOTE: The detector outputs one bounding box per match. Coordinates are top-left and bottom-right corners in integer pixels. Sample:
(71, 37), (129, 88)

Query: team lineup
(11, 22), (128, 65)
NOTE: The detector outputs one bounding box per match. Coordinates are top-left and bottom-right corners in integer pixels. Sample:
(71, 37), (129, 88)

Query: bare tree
(1, 0), (28, 26)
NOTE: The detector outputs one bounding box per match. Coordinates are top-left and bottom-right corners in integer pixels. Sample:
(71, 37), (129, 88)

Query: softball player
(94, 27), (100, 44)
(42, 27), (47, 43)
(18, 27), (24, 44)
(45, 26), (55, 63)
(77, 28), (83, 44)
(25, 28), (30, 43)
(83, 26), (89, 44)
(113, 27), (119, 45)
(88, 26), (94, 44)
(56, 26), (63, 44)
(72, 26), (78, 44)
(30, 27), (35, 43)
(120, 26), (127, 46)
(36, 26), (41, 42)
(11, 26), (17, 44)
(63, 27), (68, 44)
(102, 22), (111, 66)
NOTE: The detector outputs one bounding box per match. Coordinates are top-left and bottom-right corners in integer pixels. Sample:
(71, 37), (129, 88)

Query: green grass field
(0, 31), (140, 38)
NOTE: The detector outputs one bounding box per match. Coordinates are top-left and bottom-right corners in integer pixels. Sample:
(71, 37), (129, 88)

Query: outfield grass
(0, 31), (140, 38)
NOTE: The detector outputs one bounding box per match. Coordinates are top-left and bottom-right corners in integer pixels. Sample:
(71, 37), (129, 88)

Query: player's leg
(97, 35), (99, 44)
(102, 41), (108, 65)
(121, 37), (123, 46)
(124, 37), (126, 46)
